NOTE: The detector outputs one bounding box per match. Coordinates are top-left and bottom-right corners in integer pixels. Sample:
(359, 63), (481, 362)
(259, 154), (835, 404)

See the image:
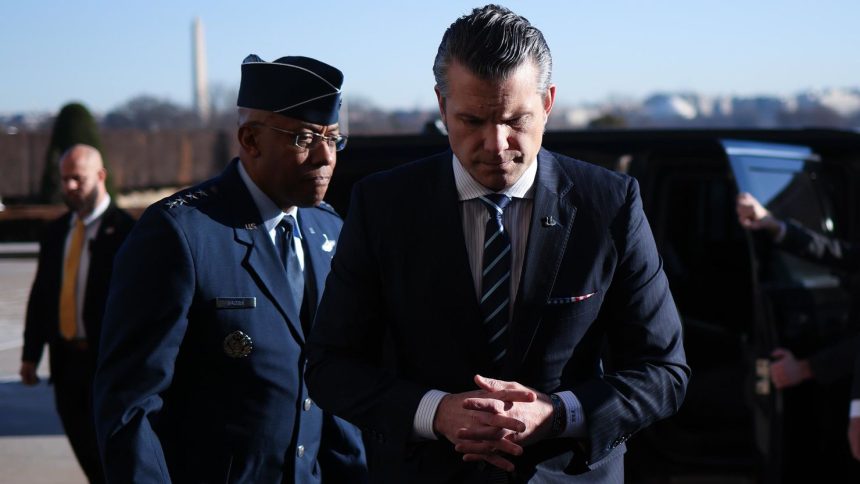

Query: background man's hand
(19, 361), (39, 386)
(770, 348), (812, 389)
(849, 417), (860, 461)
(736, 192), (782, 237)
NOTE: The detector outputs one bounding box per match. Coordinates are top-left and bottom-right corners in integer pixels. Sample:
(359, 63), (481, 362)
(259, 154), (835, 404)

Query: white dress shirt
(238, 160), (304, 270)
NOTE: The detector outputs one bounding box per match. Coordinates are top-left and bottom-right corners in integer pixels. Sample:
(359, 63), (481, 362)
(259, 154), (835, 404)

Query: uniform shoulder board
(162, 183), (216, 210)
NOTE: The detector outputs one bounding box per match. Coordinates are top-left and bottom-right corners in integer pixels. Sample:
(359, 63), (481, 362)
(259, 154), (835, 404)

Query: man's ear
(434, 86), (448, 128)
(543, 84), (557, 119)
(237, 125), (260, 157)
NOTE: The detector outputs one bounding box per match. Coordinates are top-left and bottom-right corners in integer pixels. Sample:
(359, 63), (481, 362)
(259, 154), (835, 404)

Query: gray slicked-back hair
(433, 4), (552, 98)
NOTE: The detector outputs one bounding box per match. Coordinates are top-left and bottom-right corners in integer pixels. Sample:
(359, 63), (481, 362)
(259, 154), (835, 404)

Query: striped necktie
(59, 217), (85, 340)
(277, 216), (304, 320)
(479, 194), (513, 367)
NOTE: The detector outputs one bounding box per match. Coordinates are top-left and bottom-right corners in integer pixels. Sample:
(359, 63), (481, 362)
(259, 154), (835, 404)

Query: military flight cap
(237, 54), (343, 125)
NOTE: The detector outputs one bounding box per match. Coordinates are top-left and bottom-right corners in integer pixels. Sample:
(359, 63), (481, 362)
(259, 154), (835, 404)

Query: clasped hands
(432, 374), (554, 472)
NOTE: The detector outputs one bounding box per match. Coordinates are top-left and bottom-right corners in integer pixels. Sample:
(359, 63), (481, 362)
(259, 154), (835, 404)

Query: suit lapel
(428, 154), (495, 368)
(503, 149), (577, 376)
(92, 204), (121, 247)
(225, 162), (306, 343)
(295, 210), (334, 308)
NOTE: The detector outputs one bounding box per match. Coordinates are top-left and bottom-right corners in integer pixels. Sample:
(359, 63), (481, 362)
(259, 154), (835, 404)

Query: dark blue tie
(479, 194), (513, 368)
(278, 216), (304, 319)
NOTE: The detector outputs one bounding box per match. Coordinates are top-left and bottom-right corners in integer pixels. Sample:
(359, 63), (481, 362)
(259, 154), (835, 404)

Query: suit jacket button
(303, 398), (312, 411)
(296, 445), (305, 458)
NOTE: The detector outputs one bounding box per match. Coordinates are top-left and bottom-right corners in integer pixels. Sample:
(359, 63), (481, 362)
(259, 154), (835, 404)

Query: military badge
(223, 330), (253, 358)
(321, 233), (335, 252)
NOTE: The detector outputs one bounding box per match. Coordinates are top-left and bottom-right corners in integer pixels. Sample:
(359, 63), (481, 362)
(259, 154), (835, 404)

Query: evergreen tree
(40, 102), (114, 203)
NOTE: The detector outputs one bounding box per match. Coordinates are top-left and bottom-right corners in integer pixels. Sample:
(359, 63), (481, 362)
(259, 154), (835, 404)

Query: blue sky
(2, 0), (858, 114)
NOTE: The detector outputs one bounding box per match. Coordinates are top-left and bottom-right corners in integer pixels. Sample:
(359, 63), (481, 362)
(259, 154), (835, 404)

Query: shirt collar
(237, 160), (301, 238)
(71, 195), (111, 227)
(452, 154), (537, 201)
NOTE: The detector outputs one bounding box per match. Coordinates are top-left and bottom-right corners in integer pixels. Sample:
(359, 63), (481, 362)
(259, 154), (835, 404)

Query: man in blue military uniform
(94, 54), (366, 483)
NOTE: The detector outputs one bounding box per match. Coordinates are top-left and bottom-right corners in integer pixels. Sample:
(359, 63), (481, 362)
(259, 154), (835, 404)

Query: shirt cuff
(850, 399), (860, 418)
(555, 391), (587, 438)
(413, 389), (448, 440)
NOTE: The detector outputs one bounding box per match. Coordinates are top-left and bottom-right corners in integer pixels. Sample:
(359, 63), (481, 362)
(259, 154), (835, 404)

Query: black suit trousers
(51, 342), (104, 484)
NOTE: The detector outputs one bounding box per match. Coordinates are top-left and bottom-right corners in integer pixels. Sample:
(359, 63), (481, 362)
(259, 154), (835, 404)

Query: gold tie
(59, 218), (85, 340)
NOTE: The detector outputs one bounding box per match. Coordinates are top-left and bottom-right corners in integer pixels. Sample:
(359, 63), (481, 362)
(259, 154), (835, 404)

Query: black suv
(328, 128), (860, 483)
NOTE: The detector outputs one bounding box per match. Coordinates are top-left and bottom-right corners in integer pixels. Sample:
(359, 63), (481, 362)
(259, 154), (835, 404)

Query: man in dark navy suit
(738, 192), (860, 469)
(94, 55), (366, 483)
(306, 5), (689, 483)
(21, 144), (134, 483)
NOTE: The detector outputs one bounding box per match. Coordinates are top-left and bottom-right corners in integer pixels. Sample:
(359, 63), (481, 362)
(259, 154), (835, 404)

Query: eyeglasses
(251, 123), (348, 152)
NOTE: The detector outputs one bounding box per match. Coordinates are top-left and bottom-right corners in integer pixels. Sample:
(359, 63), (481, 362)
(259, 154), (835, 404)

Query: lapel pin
(308, 227), (316, 234)
(321, 234), (335, 252)
(541, 216), (557, 227)
(245, 223), (257, 230)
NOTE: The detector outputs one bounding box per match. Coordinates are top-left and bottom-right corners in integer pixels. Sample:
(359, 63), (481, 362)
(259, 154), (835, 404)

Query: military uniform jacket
(94, 159), (366, 483)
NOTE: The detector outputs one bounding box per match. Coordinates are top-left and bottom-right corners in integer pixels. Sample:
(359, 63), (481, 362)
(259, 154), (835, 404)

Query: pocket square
(547, 292), (596, 305)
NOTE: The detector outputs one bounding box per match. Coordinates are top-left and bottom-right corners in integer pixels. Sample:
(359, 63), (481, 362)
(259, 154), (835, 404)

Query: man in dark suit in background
(737, 191), (859, 390)
(93, 55), (366, 483)
(20, 144), (135, 483)
(306, 5), (689, 483)
(737, 191), (860, 465)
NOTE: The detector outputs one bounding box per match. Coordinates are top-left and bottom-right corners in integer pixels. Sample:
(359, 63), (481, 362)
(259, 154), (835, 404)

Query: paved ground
(0, 254), (87, 483)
